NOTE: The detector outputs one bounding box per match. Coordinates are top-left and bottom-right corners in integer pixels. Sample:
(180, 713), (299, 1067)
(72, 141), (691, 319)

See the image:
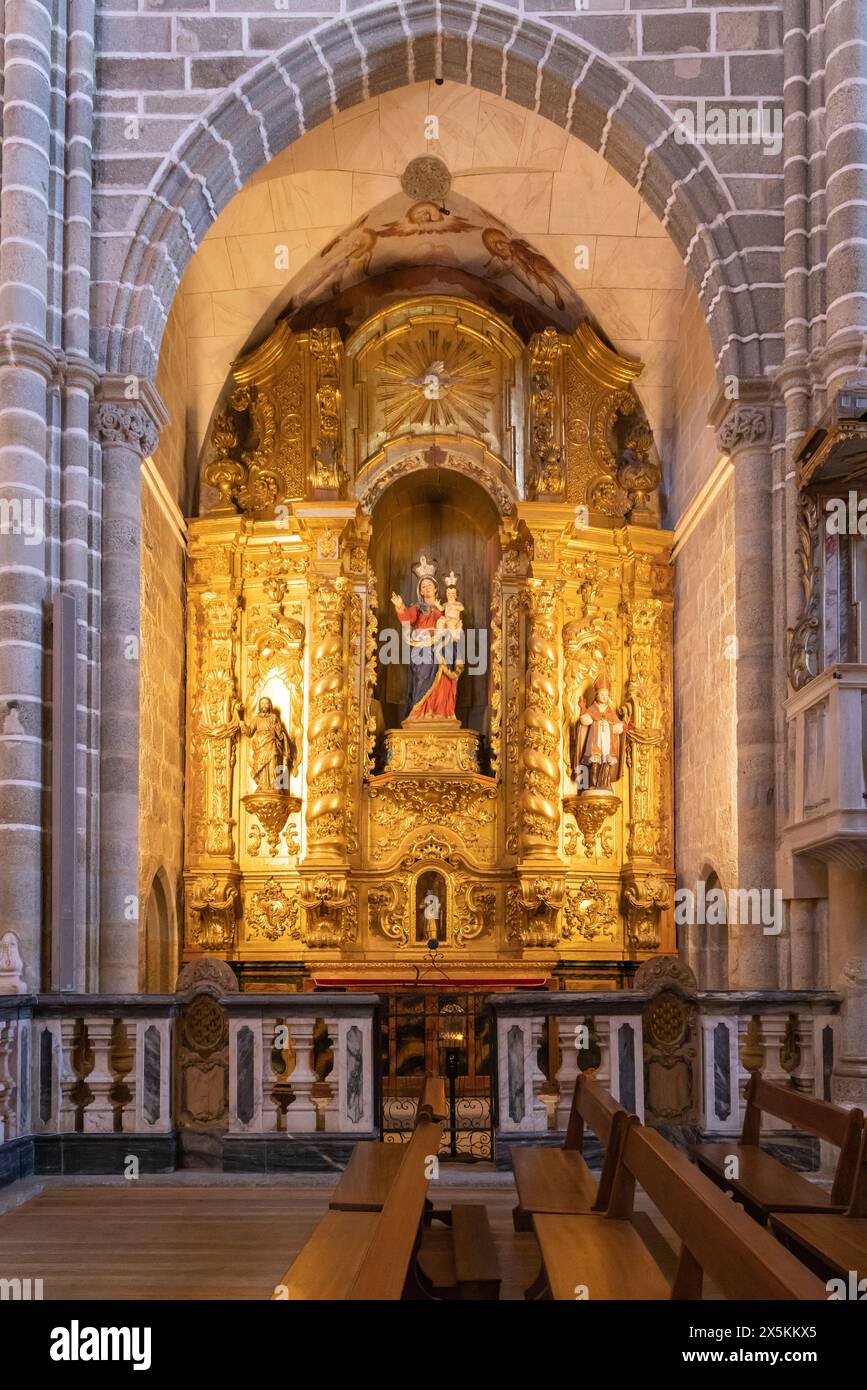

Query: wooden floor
(0, 1179), (713, 1300)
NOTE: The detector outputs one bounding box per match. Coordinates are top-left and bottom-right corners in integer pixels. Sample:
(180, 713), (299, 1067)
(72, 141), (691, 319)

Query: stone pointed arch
(103, 0), (769, 384)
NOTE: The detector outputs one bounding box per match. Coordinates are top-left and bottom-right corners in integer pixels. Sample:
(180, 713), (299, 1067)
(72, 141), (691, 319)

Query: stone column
(716, 400), (779, 989)
(0, 0), (55, 992)
(95, 380), (166, 991)
(827, 864), (867, 1109)
(822, 0), (867, 391)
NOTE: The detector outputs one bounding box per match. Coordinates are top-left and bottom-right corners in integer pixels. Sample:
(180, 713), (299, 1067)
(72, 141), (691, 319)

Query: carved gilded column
(305, 575), (351, 864)
(184, 580), (242, 955)
(519, 578), (562, 859)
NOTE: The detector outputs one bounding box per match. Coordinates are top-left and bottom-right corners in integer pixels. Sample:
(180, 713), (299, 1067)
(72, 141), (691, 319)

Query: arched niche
(370, 466), (501, 739)
(143, 867), (175, 993)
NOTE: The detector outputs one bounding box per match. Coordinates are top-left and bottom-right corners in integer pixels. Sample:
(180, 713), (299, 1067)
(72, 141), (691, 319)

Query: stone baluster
(287, 1016), (318, 1131)
(0, 1018), (17, 1144)
(83, 1018), (116, 1133)
(554, 1017), (580, 1131)
(58, 1017), (81, 1133)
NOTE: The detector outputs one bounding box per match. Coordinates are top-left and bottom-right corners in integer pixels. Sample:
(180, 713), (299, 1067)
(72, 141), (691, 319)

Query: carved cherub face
(446, 585), (457, 602)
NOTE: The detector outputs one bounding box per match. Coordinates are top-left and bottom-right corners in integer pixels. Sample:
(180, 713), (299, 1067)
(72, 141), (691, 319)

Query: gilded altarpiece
(184, 297), (675, 990)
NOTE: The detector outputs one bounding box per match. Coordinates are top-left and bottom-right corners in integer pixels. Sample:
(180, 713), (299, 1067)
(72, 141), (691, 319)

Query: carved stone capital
(716, 404), (770, 455)
(95, 375), (167, 457)
(95, 400), (160, 457)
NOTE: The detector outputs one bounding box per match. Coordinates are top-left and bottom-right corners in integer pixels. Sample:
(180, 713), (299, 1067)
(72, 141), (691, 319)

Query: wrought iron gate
(380, 992), (494, 1160)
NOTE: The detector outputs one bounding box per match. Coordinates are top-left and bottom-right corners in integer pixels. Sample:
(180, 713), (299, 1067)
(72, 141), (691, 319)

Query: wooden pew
(690, 1074), (864, 1223)
(330, 1071), (445, 1213)
(770, 1125), (867, 1288)
(528, 1118), (827, 1301)
(276, 1114), (444, 1300)
(416, 1205), (501, 1301)
(511, 1073), (630, 1231)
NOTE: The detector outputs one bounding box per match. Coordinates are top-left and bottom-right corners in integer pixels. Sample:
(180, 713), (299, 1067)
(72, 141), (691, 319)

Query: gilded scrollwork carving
(622, 874), (670, 950)
(369, 881), (409, 946)
(186, 874), (238, 951)
(510, 876), (564, 948)
(309, 326), (346, 495)
(527, 327), (564, 499)
(245, 877), (302, 942)
(562, 880), (618, 942)
(301, 876), (356, 947)
(368, 779), (497, 858)
(454, 882), (497, 947)
(561, 324), (644, 513)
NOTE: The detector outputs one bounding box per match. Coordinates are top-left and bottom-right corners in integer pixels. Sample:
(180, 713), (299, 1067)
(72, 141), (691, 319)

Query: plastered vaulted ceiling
(166, 80), (709, 491)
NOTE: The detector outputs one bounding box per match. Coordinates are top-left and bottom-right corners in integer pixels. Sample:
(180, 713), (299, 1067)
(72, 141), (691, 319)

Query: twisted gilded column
(519, 579), (561, 859)
(305, 575), (351, 864)
(95, 380), (166, 989)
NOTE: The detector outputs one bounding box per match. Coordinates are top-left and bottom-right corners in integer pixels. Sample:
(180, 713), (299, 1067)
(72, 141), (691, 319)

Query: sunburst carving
(376, 329), (496, 435)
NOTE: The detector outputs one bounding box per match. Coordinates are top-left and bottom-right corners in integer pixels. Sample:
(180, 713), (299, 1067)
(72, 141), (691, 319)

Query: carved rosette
(520, 580), (562, 855)
(306, 577), (351, 854)
(194, 592), (241, 859)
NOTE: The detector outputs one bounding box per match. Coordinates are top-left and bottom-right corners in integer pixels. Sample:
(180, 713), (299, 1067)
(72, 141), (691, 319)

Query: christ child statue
(435, 572), (464, 641)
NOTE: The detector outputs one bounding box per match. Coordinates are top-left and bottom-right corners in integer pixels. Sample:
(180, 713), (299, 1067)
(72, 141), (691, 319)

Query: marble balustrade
(0, 993), (378, 1186)
(488, 990), (844, 1143)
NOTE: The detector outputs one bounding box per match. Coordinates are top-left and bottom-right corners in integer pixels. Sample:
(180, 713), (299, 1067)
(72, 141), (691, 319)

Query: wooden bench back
(417, 1072), (448, 1123)
(565, 1074), (631, 1212)
(565, 1073), (628, 1150)
(609, 1120), (827, 1300)
(744, 1076), (864, 1205)
(846, 1126), (867, 1217)
(347, 1116), (443, 1300)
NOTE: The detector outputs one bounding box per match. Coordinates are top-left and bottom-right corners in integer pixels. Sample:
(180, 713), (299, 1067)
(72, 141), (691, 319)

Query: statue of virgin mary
(390, 555), (464, 721)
